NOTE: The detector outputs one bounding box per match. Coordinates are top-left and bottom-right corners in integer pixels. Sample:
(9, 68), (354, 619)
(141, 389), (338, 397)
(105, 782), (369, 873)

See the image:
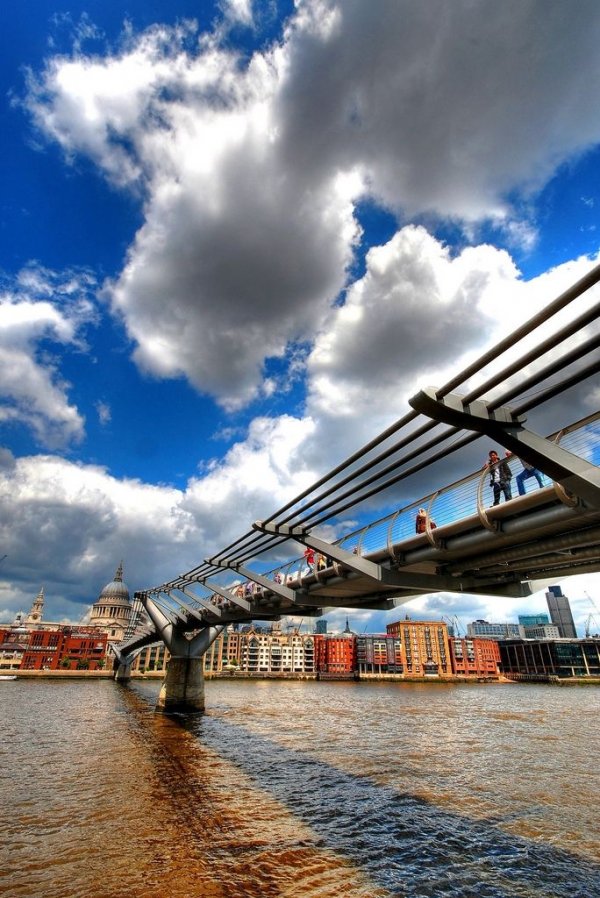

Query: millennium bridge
(113, 263), (600, 712)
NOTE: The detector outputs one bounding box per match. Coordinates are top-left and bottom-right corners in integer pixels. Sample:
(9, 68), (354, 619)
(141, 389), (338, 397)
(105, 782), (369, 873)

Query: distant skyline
(1, 0), (599, 633)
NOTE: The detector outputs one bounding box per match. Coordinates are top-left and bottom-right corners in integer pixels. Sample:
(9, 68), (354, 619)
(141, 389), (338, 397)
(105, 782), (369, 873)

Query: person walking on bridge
(303, 546), (315, 571)
(485, 450), (512, 505)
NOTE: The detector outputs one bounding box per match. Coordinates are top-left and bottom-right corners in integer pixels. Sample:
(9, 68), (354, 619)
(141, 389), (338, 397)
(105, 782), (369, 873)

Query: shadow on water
(125, 685), (599, 898)
(188, 716), (599, 898)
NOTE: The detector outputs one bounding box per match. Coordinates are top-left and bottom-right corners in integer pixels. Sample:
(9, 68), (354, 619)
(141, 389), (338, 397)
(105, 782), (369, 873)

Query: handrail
(228, 412), (599, 592)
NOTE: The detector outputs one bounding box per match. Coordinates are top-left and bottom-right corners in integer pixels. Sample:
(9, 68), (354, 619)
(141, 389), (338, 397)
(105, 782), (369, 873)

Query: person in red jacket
(303, 546), (315, 570)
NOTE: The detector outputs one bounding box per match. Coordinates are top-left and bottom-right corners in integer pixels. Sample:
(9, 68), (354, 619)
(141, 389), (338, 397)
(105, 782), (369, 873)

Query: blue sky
(1, 0), (599, 634)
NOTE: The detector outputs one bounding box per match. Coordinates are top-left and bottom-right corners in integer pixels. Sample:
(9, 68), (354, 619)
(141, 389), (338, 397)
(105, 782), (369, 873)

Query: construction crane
(584, 593), (599, 637)
(584, 613), (599, 638)
(442, 614), (464, 637)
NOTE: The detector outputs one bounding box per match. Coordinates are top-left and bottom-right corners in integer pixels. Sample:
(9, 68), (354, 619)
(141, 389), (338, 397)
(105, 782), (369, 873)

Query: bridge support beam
(138, 591), (223, 714)
(156, 656), (206, 713)
(112, 644), (143, 683)
(114, 657), (133, 683)
(410, 387), (600, 508)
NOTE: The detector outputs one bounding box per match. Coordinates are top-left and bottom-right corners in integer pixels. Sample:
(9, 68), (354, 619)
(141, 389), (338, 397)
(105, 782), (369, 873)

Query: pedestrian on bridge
(303, 546), (315, 571)
(415, 508), (436, 532)
(516, 460), (544, 495)
(485, 450), (512, 505)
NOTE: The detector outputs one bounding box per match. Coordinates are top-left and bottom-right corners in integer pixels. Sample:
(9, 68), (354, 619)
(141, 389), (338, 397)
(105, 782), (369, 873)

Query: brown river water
(1, 678), (599, 898)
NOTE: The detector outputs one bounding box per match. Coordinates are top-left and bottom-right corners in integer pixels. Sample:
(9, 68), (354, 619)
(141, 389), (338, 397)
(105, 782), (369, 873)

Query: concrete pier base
(114, 660), (132, 683)
(156, 656), (205, 714)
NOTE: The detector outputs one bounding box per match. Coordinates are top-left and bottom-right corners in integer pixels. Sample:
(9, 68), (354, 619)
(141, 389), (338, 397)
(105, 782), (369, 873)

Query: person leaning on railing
(415, 507), (436, 532)
(504, 450), (545, 495)
(484, 450), (512, 505)
(515, 460), (544, 495)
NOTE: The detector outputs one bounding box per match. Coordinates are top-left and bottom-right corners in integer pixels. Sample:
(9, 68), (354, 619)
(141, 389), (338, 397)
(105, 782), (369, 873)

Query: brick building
(1, 567), (128, 671)
(448, 636), (500, 678)
(0, 626), (29, 670)
(314, 631), (357, 676)
(386, 618), (452, 677)
(356, 635), (402, 675)
(12, 627), (108, 670)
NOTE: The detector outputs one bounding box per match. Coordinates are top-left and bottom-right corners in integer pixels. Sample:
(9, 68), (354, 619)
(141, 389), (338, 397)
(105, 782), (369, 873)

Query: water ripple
(2, 678), (599, 898)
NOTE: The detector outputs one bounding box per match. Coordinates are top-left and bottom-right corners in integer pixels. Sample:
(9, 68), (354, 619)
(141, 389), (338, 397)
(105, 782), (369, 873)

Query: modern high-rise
(546, 585), (577, 638)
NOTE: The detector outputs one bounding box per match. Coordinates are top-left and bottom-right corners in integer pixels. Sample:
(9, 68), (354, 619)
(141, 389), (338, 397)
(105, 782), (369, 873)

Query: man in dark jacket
(485, 450), (512, 505)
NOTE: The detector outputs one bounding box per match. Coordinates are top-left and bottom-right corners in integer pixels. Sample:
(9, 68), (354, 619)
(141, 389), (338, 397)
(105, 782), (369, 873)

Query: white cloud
(0, 412), (317, 620)
(219, 0), (254, 28)
(24, 1), (600, 409)
(0, 267), (96, 447)
(0, 452), (191, 621)
(181, 413), (317, 547)
(306, 227), (516, 419)
(95, 401), (111, 425)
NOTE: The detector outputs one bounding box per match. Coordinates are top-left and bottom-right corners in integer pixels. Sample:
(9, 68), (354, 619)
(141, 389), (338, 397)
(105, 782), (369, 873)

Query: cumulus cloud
(307, 227), (515, 418)
(24, 1), (600, 409)
(0, 266), (96, 447)
(277, 0), (600, 219)
(299, 232), (600, 484)
(0, 454), (191, 621)
(0, 412), (317, 621)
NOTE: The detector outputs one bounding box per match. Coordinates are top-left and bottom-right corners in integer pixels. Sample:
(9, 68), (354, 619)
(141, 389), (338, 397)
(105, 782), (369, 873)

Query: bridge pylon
(112, 645), (138, 683)
(136, 591), (224, 714)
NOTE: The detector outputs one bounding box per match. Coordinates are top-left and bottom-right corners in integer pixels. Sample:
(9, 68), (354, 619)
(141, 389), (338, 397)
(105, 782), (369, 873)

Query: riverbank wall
(7, 670), (600, 686)
(5, 669), (599, 685)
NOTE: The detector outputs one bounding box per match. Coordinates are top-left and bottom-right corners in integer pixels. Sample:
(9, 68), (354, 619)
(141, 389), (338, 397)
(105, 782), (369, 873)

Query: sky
(1, 0), (600, 636)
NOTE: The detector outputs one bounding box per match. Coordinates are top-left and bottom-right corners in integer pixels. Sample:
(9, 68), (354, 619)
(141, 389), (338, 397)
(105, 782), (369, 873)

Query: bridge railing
(255, 412), (599, 587)
(125, 413), (599, 641)
(257, 471), (488, 583)
(552, 411), (600, 460)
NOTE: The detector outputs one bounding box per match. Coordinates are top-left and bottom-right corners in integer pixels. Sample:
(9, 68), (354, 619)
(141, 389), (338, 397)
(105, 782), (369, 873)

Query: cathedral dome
(98, 562), (130, 605)
(90, 562), (132, 637)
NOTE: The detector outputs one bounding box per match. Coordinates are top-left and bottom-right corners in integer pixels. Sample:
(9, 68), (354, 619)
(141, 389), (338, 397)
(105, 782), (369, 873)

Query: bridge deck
(254, 486), (600, 610)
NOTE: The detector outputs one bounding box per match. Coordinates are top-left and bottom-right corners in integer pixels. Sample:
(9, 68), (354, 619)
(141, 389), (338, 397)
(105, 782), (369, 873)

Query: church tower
(25, 587), (45, 625)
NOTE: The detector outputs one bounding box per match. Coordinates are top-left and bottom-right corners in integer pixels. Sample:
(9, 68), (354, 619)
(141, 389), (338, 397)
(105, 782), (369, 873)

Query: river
(1, 678), (599, 898)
